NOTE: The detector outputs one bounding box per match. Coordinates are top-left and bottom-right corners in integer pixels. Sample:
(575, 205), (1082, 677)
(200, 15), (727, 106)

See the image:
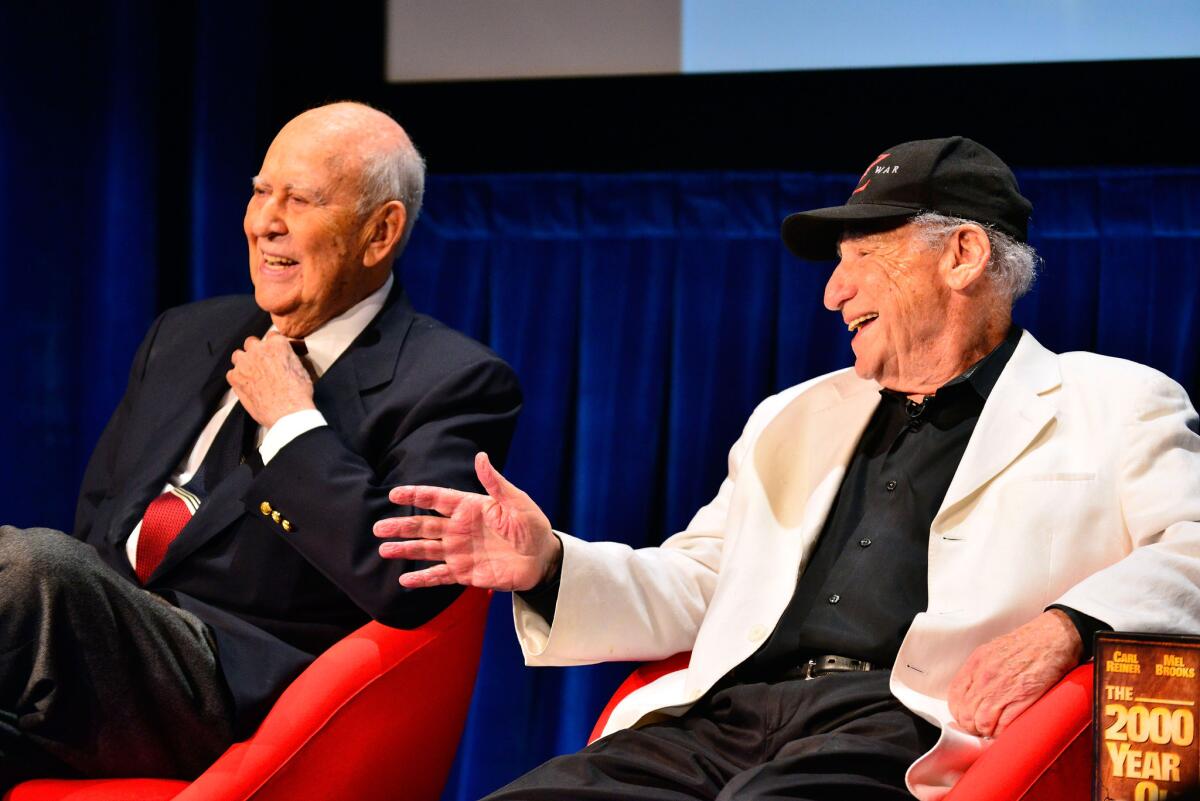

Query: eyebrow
(249, 176), (329, 205)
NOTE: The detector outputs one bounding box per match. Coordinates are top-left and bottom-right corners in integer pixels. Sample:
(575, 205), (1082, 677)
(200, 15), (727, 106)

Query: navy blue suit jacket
(73, 283), (521, 733)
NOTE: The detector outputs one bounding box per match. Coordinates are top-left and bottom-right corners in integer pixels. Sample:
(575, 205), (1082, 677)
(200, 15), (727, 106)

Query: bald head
(279, 102), (425, 244)
(283, 101), (408, 145)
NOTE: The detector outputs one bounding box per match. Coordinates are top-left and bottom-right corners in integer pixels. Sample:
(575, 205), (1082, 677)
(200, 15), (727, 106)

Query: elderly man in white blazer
(377, 137), (1200, 800)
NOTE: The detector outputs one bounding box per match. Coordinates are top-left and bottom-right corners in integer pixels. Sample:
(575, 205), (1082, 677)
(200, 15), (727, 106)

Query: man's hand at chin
(947, 609), (1083, 739)
(227, 332), (316, 428)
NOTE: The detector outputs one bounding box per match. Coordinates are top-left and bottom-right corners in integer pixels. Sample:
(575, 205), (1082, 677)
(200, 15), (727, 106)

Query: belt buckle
(799, 655), (872, 680)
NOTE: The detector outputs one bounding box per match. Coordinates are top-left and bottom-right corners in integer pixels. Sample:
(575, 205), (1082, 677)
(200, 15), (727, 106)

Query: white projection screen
(386, 0), (1200, 83)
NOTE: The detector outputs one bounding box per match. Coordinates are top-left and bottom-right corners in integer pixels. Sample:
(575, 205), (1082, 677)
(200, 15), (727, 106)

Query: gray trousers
(0, 526), (234, 789)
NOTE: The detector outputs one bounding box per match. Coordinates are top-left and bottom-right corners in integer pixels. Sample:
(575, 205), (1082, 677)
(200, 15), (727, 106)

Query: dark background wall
(2, 2), (1198, 799)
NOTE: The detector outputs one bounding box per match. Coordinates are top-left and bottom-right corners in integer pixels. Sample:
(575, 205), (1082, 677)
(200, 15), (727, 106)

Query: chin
(253, 287), (297, 316)
(851, 359), (883, 382)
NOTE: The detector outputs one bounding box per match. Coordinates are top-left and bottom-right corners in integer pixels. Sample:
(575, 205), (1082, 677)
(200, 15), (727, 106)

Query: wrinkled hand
(227, 332), (316, 428)
(947, 609), (1082, 738)
(375, 452), (560, 591)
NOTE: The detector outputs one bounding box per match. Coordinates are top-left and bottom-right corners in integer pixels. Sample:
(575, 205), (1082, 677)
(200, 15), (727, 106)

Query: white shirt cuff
(259, 409), (327, 465)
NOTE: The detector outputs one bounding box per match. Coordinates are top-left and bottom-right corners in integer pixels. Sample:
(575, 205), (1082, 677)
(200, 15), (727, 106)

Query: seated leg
(717, 671), (938, 800)
(485, 670), (938, 801)
(0, 526), (233, 787)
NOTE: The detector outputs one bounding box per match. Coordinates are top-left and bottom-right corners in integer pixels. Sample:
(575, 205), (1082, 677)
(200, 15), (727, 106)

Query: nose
(247, 194), (287, 239)
(823, 259), (854, 311)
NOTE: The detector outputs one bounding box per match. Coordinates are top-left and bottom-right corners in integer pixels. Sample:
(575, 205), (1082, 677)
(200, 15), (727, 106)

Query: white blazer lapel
(685, 370), (883, 697)
(752, 370), (882, 532)
(933, 331), (1062, 529)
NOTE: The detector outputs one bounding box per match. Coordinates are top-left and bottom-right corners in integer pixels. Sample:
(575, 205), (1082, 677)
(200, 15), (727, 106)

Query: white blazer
(513, 331), (1200, 799)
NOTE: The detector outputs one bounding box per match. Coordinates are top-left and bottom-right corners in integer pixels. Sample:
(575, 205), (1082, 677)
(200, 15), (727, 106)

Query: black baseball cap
(780, 136), (1032, 261)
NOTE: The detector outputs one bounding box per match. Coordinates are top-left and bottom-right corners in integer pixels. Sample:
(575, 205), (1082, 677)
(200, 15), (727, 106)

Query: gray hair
(911, 211), (1040, 303)
(357, 137), (426, 255)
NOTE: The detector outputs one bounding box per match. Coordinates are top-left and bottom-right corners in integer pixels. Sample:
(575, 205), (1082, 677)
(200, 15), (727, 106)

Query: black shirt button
(885, 479), (898, 492)
(859, 538), (872, 548)
(828, 594), (841, 604)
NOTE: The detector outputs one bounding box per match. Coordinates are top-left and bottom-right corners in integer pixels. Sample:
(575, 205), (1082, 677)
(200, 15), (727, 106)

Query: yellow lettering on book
(1162, 752), (1181, 782)
(1107, 741), (1130, 775)
(1106, 742), (1182, 782)
(1155, 662), (1196, 678)
(1135, 780), (1164, 801)
(1105, 704), (1196, 747)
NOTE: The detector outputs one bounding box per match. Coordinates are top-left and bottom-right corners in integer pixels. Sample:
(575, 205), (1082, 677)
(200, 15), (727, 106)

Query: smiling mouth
(847, 312), (879, 333)
(262, 254), (299, 268)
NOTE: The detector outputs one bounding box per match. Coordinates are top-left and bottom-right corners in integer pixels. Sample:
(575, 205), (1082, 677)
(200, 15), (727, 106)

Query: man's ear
(941, 224), (992, 292)
(362, 201), (407, 268)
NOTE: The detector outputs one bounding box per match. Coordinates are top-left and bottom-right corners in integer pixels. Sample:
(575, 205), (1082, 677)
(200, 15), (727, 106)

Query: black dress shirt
(738, 327), (1022, 678)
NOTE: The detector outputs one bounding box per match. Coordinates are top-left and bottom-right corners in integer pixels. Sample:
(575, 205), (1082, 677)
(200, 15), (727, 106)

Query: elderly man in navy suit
(0, 102), (521, 788)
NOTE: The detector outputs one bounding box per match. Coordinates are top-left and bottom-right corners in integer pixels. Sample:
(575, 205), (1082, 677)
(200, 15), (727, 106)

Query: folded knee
(0, 527), (92, 599)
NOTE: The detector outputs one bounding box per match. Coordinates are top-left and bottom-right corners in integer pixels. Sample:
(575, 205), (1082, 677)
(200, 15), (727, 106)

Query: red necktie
(134, 400), (254, 583)
(135, 489), (193, 583)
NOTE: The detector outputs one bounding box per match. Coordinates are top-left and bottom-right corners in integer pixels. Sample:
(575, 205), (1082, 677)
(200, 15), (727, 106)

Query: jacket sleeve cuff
(259, 409), (327, 465)
(1047, 603), (1112, 662)
(514, 534), (564, 623)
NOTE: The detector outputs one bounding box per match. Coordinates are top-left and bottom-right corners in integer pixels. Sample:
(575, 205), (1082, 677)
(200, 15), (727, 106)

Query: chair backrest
(6, 587), (492, 801)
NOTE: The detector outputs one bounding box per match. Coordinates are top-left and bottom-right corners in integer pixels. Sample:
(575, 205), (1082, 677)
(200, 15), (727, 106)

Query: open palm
(375, 452), (558, 591)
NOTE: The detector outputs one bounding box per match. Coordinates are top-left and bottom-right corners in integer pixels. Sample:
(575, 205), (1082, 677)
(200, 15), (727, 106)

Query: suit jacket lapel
(107, 390), (212, 546)
(150, 286), (413, 578)
(105, 309), (270, 545)
(311, 283), (415, 442)
(148, 464), (256, 580)
(933, 331), (1061, 529)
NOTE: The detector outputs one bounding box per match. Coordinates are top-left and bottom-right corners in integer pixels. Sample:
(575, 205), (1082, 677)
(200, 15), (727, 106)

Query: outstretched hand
(375, 452), (561, 591)
(946, 609), (1082, 738)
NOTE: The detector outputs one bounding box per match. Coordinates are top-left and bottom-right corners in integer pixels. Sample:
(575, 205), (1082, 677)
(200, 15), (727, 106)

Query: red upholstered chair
(5, 587), (492, 801)
(589, 651), (692, 745)
(590, 655), (1094, 801)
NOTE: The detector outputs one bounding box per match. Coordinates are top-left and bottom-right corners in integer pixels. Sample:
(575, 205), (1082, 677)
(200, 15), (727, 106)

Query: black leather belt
(783, 654), (875, 680)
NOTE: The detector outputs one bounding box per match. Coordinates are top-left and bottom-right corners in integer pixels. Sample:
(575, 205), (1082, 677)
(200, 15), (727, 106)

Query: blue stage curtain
(0, 0), (162, 531)
(0, 0), (261, 532)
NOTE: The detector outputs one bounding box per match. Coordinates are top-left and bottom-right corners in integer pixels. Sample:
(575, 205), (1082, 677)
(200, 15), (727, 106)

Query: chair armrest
(589, 651), (691, 744)
(176, 586), (492, 801)
(944, 663), (1093, 801)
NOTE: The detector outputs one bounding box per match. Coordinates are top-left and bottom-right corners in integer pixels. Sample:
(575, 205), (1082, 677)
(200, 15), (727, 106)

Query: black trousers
(485, 669), (939, 801)
(0, 526), (234, 791)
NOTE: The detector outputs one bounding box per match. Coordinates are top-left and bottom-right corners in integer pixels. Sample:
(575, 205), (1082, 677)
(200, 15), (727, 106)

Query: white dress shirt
(125, 274), (393, 568)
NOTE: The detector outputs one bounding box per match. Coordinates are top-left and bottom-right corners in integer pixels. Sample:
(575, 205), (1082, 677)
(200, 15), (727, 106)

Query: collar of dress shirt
(880, 323), (1023, 407)
(939, 323), (1023, 402)
(266, 273), (393, 379)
